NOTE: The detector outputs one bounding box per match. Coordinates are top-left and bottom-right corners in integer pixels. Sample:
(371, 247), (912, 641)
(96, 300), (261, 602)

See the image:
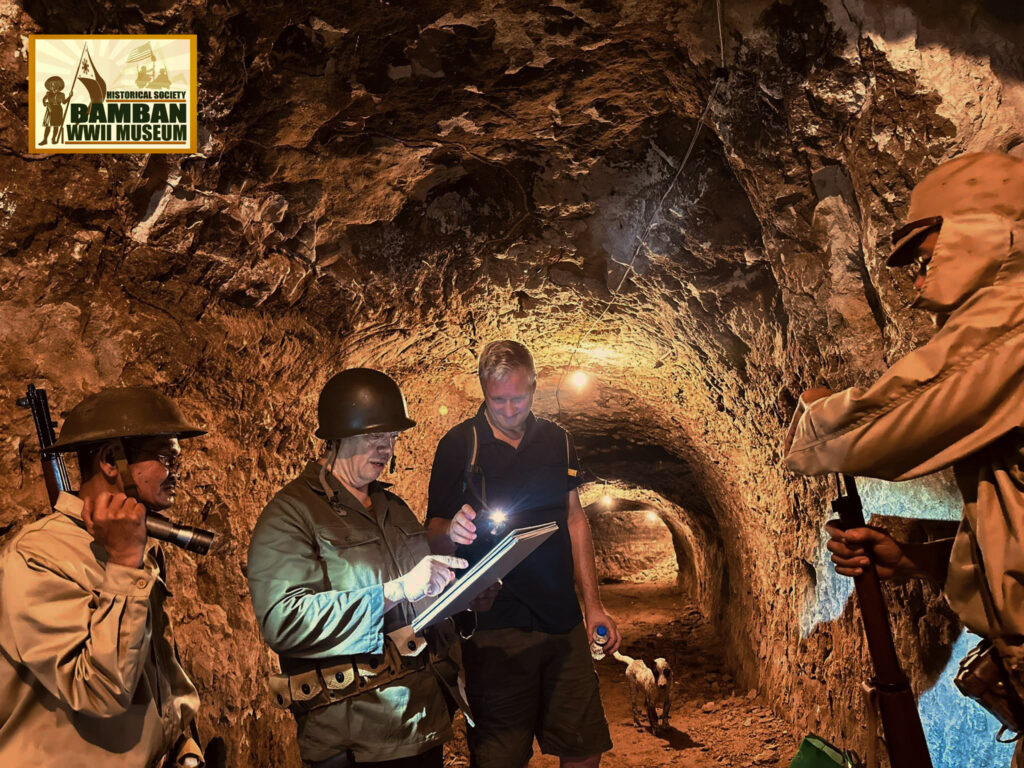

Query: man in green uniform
(248, 369), (489, 768)
(0, 387), (204, 767)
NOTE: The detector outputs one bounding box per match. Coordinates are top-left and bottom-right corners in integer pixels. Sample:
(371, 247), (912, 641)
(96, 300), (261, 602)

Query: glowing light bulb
(569, 370), (589, 390)
(646, 511), (659, 523)
(439, 405), (449, 416)
(601, 494), (613, 507)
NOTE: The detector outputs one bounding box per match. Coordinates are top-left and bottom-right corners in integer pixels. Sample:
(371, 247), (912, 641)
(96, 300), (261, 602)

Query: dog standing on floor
(613, 651), (672, 731)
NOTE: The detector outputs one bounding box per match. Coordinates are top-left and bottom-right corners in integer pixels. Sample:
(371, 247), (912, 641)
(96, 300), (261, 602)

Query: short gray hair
(478, 340), (537, 387)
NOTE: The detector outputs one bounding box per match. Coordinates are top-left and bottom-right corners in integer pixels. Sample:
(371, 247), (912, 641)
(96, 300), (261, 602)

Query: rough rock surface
(3, 0), (1024, 765)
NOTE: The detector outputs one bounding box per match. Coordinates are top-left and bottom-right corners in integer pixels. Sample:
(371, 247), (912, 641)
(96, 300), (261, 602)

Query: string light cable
(554, 3), (730, 416)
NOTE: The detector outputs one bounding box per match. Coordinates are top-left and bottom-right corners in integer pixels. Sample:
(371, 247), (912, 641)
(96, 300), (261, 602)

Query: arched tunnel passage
(581, 489), (682, 587)
(573, 436), (727, 625)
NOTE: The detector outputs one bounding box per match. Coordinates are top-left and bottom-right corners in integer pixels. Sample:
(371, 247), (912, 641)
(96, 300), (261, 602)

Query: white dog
(613, 651), (672, 730)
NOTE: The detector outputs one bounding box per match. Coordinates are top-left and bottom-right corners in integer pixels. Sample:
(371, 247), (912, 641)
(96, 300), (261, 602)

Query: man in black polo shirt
(426, 340), (618, 768)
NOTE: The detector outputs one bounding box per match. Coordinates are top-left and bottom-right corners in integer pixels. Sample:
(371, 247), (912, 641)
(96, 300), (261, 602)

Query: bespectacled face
(483, 368), (535, 439)
(333, 431), (400, 490)
(125, 436), (181, 511)
(910, 229), (941, 292)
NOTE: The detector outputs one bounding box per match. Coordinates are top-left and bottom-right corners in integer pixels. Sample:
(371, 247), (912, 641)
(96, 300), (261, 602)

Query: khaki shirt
(0, 493), (199, 767)
(247, 461), (453, 763)
(786, 216), (1024, 639)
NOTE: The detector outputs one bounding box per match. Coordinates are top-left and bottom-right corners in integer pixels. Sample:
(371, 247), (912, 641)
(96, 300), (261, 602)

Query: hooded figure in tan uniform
(784, 151), (1024, 762)
(0, 387), (205, 767)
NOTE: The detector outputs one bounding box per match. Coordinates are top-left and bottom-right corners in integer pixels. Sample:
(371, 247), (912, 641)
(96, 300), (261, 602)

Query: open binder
(411, 522), (558, 633)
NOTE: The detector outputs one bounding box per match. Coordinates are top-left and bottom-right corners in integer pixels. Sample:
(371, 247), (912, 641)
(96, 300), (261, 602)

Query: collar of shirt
(473, 403), (539, 450)
(54, 491), (167, 587)
(300, 460), (392, 516)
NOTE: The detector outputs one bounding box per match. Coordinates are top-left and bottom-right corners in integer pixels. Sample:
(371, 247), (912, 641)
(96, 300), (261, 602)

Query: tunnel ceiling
(3, 0), (1024, 764)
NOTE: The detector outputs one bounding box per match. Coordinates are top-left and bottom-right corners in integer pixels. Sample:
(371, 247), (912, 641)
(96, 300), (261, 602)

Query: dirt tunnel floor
(444, 582), (800, 768)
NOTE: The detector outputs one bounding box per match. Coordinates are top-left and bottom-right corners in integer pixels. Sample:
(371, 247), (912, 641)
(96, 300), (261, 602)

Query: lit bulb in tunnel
(601, 494), (613, 507)
(439, 405), (449, 416)
(569, 370), (589, 391)
(646, 511), (659, 523)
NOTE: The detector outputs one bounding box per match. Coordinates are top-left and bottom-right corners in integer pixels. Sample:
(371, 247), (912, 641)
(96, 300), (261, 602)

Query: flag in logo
(77, 46), (107, 105)
(126, 42), (155, 64)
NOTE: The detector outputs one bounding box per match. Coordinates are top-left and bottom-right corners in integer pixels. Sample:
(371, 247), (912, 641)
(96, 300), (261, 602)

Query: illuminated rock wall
(3, 0), (1024, 765)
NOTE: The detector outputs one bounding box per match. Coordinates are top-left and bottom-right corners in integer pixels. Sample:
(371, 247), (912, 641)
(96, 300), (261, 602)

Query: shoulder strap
(463, 422), (479, 485)
(967, 528), (1012, 651)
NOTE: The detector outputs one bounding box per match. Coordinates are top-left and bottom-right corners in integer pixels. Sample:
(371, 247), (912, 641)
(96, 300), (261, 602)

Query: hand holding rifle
(826, 522), (953, 586)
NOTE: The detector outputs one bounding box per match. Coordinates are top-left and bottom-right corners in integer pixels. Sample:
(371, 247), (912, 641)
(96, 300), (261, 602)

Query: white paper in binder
(411, 522), (558, 633)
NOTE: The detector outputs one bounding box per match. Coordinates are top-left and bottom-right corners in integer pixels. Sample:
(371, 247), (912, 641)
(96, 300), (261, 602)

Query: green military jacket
(247, 461), (454, 763)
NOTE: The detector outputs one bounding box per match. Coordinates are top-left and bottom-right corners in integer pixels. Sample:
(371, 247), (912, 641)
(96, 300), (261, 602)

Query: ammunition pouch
(956, 531), (1024, 742)
(954, 638), (1024, 741)
(269, 625), (460, 715)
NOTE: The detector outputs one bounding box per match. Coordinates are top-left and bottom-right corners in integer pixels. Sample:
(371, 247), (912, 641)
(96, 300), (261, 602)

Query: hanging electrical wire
(554, 2), (730, 416)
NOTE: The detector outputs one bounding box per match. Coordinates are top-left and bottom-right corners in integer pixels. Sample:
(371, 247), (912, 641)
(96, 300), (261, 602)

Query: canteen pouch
(954, 639), (1024, 739)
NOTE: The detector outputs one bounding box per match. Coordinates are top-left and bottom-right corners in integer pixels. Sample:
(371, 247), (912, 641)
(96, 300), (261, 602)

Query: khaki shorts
(462, 623), (612, 767)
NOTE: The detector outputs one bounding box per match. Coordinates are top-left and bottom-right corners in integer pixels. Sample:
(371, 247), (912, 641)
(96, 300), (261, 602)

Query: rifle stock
(16, 384), (71, 508)
(832, 474), (933, 768)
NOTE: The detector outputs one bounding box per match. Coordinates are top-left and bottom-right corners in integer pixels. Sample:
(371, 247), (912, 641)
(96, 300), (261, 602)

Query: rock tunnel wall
(3, 0), (1024, 765)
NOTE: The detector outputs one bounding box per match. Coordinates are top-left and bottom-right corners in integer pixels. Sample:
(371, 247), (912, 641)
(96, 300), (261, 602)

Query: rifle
(831, 474), (932, 768)
(17, 384), (217, 555)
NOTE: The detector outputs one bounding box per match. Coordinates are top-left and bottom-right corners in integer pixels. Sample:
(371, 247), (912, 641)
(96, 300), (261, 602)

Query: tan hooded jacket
(786, 212), (1024, 639)
(0, 492), (199, 767)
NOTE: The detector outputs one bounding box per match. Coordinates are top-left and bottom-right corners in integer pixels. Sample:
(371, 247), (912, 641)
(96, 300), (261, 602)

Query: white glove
(389, 555), (468, 603)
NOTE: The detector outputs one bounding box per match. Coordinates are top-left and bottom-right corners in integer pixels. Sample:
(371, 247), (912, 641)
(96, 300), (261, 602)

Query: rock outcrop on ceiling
(2, 0), (1024, 764)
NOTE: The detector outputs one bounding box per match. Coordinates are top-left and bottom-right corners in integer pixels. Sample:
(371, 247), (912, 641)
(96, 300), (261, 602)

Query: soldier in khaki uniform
(783, 152), (1024, 763)
(248, 369), (493, 768)
(0, 388), (205, 767)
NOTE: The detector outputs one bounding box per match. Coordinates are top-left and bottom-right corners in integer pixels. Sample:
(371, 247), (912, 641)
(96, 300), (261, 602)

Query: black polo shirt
(427, 405), (585, 633)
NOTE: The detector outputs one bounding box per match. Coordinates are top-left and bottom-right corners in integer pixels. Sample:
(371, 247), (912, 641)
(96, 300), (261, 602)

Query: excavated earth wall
(2, 0), (1024, 764)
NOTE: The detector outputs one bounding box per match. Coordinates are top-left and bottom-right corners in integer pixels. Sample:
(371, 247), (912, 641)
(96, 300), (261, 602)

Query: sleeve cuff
(101, 563), (156, 597)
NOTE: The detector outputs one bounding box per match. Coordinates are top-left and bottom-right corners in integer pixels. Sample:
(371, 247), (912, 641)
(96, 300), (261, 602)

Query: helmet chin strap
(320, 441), (340, 507)
(108, 439), (142, 505)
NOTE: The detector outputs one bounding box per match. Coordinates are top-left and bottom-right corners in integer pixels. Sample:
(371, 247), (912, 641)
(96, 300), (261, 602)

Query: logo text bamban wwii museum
(29, 35), (197, 154)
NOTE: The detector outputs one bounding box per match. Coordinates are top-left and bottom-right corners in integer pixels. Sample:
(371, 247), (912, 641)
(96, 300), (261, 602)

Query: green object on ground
(788, 734), (864, 768)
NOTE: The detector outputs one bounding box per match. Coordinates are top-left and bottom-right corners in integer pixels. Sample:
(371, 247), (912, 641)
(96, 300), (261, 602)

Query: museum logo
(29, 35), (197, 154)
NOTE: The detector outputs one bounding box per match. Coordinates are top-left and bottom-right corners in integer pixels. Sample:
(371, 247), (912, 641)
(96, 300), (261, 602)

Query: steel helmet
(50, 387), (206, 453)
(316, 369), (416, 440)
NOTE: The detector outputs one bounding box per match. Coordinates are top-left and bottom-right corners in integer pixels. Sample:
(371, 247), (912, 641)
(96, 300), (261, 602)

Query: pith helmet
(316, 369), (416, 440)
(888, 152), (1024, 266)
(50, 387), (206, 453)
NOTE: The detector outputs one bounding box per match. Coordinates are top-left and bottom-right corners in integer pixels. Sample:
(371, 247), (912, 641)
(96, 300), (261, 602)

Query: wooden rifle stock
(832, 474), (933, 768)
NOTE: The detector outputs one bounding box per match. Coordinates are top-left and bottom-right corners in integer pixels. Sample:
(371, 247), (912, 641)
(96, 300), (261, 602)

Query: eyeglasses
(127, 448), (182, 472)
(361, 432), (400, 449)
(153, 453), (183, 472)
